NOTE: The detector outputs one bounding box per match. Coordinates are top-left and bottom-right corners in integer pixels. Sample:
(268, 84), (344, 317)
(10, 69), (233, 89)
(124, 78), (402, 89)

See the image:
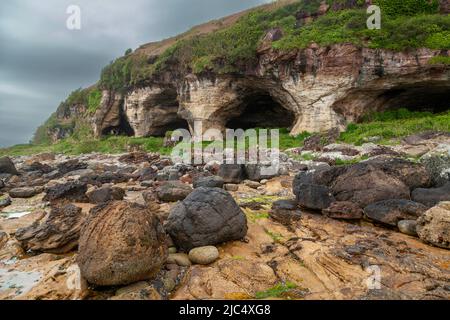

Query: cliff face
(91, 44), (449, 137)
(37, 0), (450, 142)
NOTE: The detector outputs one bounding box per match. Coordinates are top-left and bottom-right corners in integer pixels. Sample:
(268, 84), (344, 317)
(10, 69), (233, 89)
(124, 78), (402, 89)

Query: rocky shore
(0, 131), (449, 300)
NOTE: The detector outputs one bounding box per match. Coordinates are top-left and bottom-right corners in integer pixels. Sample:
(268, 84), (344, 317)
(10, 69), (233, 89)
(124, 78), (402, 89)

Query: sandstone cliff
(34, 0), (450, 142)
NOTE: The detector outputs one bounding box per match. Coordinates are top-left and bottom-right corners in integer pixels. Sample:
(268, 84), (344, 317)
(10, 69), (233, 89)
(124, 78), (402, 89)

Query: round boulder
(0, 157), (18, 175)
(165, 187), (248, 251)
(77, 201), (168, 286)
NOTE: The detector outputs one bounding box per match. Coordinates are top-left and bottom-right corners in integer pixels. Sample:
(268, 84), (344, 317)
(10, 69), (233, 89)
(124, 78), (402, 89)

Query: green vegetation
(87, 89), (102, 114)
(255, 281), (298, 299)
(98, 0), (449, 85)
(340, 110), (450, 145)
(0, 135), (171, 157)
(429, 55), (450, 65)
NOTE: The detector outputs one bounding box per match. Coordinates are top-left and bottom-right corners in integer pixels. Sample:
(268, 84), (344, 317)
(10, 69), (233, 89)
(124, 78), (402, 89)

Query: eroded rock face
(417, 202), (450, 249)
(77, 201), (168, 286)
(323, 201), (363, 220)
(165, 188), (248, 251)
(15, 204), (85, 254)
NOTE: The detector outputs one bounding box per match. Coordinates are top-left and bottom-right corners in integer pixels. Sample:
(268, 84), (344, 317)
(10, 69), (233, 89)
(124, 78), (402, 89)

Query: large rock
(15, 204), (85, 254)
(57, 159), (88, 175)
(218, 164), (247, 184)
(245, 164), (278, 182)
(86, 186), (125, 204)
(420, 144), (450, 187)
(157, 181), (193, 202)
(9, 187), (43, 199)
(193, 176), (224, 189)
(77, 201), (168, 286)
(416, 202), (450, 249)
(294, 183), (335, 210)
(412, 182), (450, 208)
(165, 188), (248, 251)
(43, 181), (88, 203)
(364, 200), (427, 227)
(270, 200), (302, 225)
(0, 157), (18, 175)
(331, 163), (411, 207)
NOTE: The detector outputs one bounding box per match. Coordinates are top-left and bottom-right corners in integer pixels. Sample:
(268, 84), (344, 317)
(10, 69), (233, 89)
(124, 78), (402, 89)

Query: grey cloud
(0, 0), (270, 147)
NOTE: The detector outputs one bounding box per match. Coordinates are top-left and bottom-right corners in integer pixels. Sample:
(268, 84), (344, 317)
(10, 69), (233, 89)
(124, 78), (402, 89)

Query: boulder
(0, 157), (18, 175)
(397, 220), (418, 237)
(245, 164), (278, 182)
(57, 159), (88, 175)
(322, 201), (364, 220)
(21, 162), (53, 174)
(188, 246), (219, 265)
(412, 182), (450, 208)
(420, 144), (450, 187)
(165, 188), (248, 251)
(294, 184), (335, 210)
(9, 187), (43, 199)
(416, 202), (450, 249)
(43, 181), (88, 203)
(270, 200), (302, 225)
(157, 181), (193, 202)
(224, 184), (239, 192)
(364, 200), (427, 226)
(15, 204), (85, 254)
(0, 194), (11, 207)
(218, 164), (247, 184)
(331, 163), (411, 208)
(86, 186), (125, 204)
(77, 201), (168, 286)
(193, 176), (224, 189)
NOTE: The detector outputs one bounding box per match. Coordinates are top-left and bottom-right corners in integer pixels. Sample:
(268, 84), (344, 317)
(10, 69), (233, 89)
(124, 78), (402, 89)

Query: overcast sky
(0, 0), (270, 147)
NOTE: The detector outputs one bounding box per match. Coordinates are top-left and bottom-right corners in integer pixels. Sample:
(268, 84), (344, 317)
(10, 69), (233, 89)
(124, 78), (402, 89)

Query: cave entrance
(225, 92), (295, 130)
(101, 110), (135, 137)
(377, 85), (450, 114)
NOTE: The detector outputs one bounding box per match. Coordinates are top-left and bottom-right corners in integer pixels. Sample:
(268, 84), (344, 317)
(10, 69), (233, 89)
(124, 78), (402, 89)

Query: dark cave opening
(225, 93), (295, 130)
(101, 111), (135, 137)
(377, 85), (450, 114)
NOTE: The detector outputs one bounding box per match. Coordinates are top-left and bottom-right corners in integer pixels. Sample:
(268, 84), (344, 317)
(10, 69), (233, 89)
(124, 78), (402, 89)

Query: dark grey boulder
(165, 187), (248, 251)
(0, 157), (18, 175)
(157, 181), (193, 202)
(57, 159), (88, 175)
(270, 200), (302, 225)
(412, 182), (450, 208)
(86, 186), (125, 204)
(364, 199), (427, 226)
(193, 176), (224, 189)
(218, 164), (247, 184)
(245, 164), (278, 181)
(0, 194), (11, 207)
(294, 183), (335, 210)
(43, 181), (88, 203)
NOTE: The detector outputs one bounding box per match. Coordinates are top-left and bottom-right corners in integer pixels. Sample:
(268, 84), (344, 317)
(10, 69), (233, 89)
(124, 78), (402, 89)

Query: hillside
(7, 0), (450, 151)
